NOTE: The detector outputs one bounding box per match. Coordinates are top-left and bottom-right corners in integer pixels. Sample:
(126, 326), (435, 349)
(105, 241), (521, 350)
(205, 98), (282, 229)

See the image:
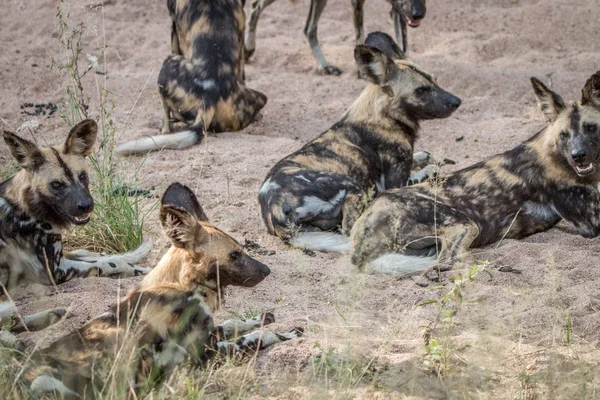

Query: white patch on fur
(115, 130), (200, 155)
(376, 173), (386, 192)
(259, 178), (280, 196)
(523, 201), (559, 221)
(0, 302), (16, 318)
(290, 232), (350, 253)
(31, 375), (82, 398)
(409, 165), (439, 184)
(0, 197), (13, 214)
(296, 190), (346, 219)
(295, 175), (311, 183)
(368, 253), (436, 276)
(193, 78), (217, 90)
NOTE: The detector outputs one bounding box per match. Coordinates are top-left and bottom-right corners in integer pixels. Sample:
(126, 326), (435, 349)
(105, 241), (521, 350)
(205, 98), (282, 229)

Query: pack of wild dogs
(2, 0), (600, 397)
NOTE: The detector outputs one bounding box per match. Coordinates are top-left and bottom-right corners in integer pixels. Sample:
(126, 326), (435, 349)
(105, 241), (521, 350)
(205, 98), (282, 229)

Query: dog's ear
(363, 31), (406, 60)
(3, 130), (45, 171)
(531, 77), (566, 123)
(354, 44), (398, 88)
(160, 204), (209, 250)
(64, 119), (97, 157)
(581, 71), (600, 109)
(161, 182), (209, 222)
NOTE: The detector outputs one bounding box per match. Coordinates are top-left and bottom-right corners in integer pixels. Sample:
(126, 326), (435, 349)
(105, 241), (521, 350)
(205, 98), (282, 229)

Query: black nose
(261, 264), (271, 278)
(449, 96), (462, 109)
(412, 8), (425, 20)
(572, 149), (587, 163)
(78, 199), (94, 213)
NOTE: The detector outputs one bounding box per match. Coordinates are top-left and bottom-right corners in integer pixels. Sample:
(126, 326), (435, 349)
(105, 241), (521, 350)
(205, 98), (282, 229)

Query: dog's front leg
(214, 327), (303, 357)
(215, 312), (275, 340)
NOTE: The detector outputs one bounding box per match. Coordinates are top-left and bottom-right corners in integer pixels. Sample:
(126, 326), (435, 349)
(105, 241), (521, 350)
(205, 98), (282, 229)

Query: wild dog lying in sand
(20, 182), (302, 399)
(259, 32), (460, 249)
(245, 0), (426, 75)
(349, 71), (600, 276)
(0, 120), (150, 348)
(115, 0), (267, 155)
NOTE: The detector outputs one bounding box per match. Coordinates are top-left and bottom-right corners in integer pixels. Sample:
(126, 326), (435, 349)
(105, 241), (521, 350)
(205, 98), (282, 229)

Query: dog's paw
(261, 312), (276, 325)
(320, 65), (342, 76)
(408, 164), (440, 185)
(278, 327), (304, 341)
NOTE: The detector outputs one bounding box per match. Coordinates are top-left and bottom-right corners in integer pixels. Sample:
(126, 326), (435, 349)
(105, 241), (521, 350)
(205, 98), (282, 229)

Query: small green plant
(310, 342), (376, 389)
(417, 261), (490, 377)
(52, 0), (152, 253)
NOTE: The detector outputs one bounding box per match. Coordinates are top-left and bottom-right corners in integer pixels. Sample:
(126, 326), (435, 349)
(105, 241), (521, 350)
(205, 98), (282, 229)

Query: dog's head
(2, 119), (97, 228)
(354, 32), (461, 123)
(159, 182), (271, 289)
(391, 0), (426, 27)
(532, 72), (600, 177)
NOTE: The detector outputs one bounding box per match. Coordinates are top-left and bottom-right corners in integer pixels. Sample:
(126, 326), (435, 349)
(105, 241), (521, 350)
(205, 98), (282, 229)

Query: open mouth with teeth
(406, 16), (423, 27)
(574, 163), (595, 176)
(70, 213), (91, 225)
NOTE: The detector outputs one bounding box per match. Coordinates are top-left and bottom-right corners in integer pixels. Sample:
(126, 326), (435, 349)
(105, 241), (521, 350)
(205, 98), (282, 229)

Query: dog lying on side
(0, 120), (150, 349)
(350, 71), (600, 276)
(20, 183), (301, 399)
(245, 0), (426, 75)
(258, 32), (460, 250)
(116, 0), (267, 155)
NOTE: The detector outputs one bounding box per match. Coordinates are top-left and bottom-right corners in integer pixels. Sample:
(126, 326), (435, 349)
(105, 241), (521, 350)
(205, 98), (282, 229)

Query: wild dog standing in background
(259, 32), (460, 251)
(0, 120), (150, 347)
(116, 0), (267, 155)
(350, 72), (600, 276)
(21, 183), (301, 399)
(245, 0), (426, 75)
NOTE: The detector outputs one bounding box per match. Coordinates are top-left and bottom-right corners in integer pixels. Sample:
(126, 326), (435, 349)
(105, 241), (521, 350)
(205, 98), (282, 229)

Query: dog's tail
(367, 253), (436, 277)
(115, 130), (203, 156)
(290, 232), (351, 253)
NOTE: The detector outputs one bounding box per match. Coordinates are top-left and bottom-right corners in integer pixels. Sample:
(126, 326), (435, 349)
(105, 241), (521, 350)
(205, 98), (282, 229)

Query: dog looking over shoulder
(116, 0), (267, 155)
(19, 183), (302, 399)
(258, 32), (460, 250)
(245, 0), (426, 75)
(0, 120), (150, 349)
(350, 71), (600, 276)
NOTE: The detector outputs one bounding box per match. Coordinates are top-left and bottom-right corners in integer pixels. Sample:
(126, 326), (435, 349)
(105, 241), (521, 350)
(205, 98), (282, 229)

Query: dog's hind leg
(245, 0), (278, 60)
(215, 312), (275, 340)
(215, 327), (303, 356)
(304, 0), (342, 75)
(160, 92), (173, 135)
(10, 308), (73, 333)
(391, 8), (408, 54)
(170, 21), (182, 55)
(341, 191), (368, 235)
(231, 86), (267, 129)
(351, 0), (366, 45)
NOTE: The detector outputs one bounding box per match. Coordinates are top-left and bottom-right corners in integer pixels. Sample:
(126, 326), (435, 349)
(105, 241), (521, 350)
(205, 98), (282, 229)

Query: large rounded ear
(354, 45), (398, 87)
(161, 182), (209, 222)
(530, 77), (566, 123)
(64, 119), (97, 157)
(2, 130), (45, 171)
(160, 205), (208, 249)
(363, 31), (406, 60)
(581, 71), (600, 109)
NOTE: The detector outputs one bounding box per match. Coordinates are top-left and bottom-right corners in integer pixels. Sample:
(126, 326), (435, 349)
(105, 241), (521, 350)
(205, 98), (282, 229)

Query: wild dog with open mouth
(258, 32), (460, 251)
(245, 0), (426, 75)
(20, 183), (301, 399)
(115, 0), (267, 155)
(0, 120), (150, 347)
(350, 71), (600, 276)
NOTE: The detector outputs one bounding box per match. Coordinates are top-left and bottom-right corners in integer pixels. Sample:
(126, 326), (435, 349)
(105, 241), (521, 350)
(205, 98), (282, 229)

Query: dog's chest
(0, 199), (62, 288)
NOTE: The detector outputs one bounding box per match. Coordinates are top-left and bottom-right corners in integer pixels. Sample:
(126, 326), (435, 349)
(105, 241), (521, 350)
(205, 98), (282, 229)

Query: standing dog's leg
(171, 21), (182, 55)
(304, 0), (342, 75)
(351, 0), (366, 45)
(391, 8), (408, 55)
(160, 92), (173, 135)
(245, 0), (279, 60)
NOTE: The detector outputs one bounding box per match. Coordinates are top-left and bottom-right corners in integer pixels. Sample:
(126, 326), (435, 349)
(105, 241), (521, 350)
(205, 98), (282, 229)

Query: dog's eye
(50, 180), (64, 190)
(79, 171), (88, 183)
(229, 250), (242, 261)
(415, 86), (431, 95)
(585, 124), (598, 135)
(559, 131), (569, 141)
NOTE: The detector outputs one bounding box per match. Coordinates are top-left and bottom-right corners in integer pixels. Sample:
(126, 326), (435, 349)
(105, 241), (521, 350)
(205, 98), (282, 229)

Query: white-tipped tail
(368, 253), (436, 277)
(290, 232), (350, 253)
(68, 240), (152, 263)
(118, 240), (153, 263)
(116, 130), (200, 155)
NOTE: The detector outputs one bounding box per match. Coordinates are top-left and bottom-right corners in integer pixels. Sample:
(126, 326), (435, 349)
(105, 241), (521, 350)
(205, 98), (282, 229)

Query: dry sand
(1, 0), (600, 397)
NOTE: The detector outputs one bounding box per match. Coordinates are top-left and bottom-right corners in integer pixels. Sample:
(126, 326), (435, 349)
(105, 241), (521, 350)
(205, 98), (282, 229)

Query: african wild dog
(115, 0), (267, 155)
(245, 0), (426, 75)
(0, 120), (150, 346)
(258, 32), (460, 250)
(350, 71), (600, 276)
(20, 183), (301, 399)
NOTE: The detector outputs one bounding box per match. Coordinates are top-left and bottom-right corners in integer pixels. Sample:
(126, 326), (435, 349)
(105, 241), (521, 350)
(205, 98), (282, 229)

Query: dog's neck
(343, 84), (420, 137)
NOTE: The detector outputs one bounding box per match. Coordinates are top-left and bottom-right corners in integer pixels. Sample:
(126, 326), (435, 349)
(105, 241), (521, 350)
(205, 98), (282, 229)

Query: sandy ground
(2, 0), (600, 398)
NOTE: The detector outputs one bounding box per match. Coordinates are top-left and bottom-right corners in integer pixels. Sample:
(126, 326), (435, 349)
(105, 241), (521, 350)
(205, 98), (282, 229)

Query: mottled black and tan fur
(259, 32), (460, 250)
(245, 0), (426, 75)
(116, 0), (267, 155)
(20, 183), (301, 399)
(0, 121), (150, 349)
(350, 72), (600, 276)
